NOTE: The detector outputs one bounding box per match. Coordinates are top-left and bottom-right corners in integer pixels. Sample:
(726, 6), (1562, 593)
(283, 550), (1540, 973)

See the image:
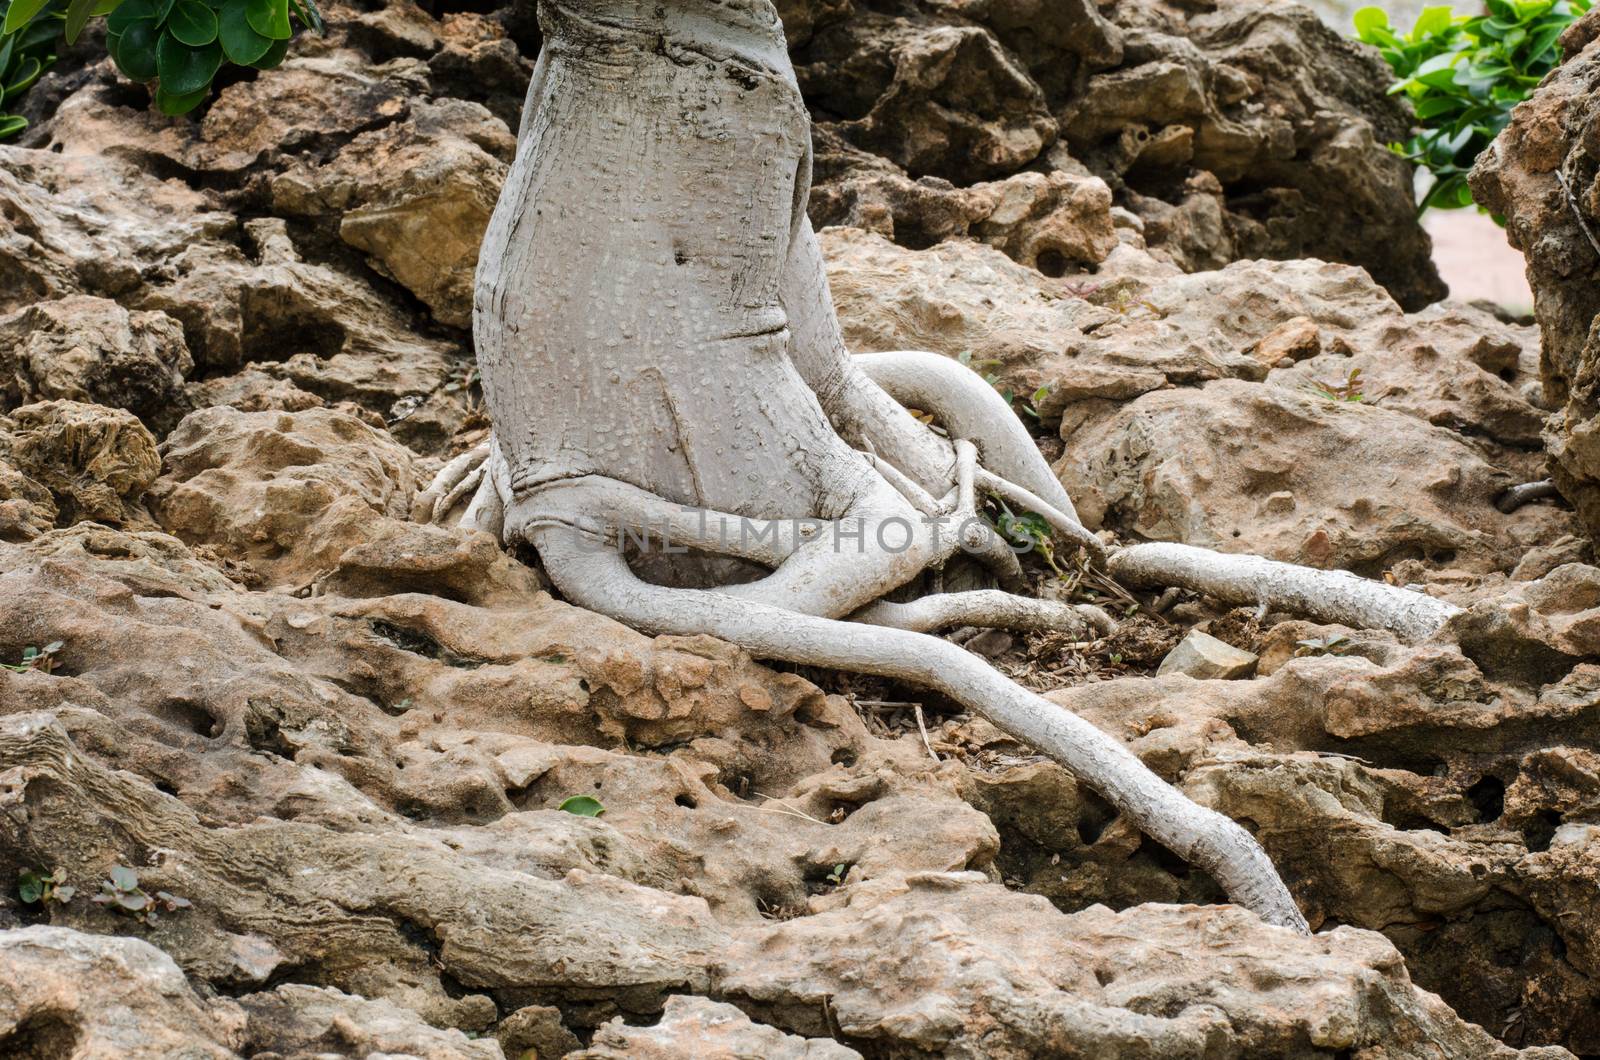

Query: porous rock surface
(793, 0), (1445, 307)
(1471, 10), (1600, 539)
(0, 0), (1594, 1056)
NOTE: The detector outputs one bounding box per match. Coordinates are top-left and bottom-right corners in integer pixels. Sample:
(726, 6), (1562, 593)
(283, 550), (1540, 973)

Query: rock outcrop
(1471, 10), (1600, 537)
(0, 0), (1592, 1056)
(797, 0), (1445, 307)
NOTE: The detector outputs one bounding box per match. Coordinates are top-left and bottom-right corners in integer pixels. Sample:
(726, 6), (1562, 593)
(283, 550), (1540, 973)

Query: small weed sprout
(91, 865), (192, 926)
(1295, 634), (1354, 657)
(558, 795), (605, 817)
(2, 640), (63, 674)
(1306, 368), (1366, 403)
(17, 867), (75, 905)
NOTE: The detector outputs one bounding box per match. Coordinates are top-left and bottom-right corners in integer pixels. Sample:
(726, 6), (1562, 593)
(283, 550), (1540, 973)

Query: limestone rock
(0, 400), (159, 528)
(576, 995), (861, 1059)
(715, 873), (1555, 1058)
(811, 135), (1118, 272)
(0, 146), (466, 453)
(1157, 628), (1258, 679)
(271, 97), (513, 327)
(1470, 25), (1600, 536)
(818, 230), (1565, 580)
(0, 926), (243, 1058)
(0, 296), (193, 436)
(149, 406), (419, 588)
(235, 983), (504, 1059)
(1057, 378), (1554, 574)
(797, 15), (1059, 184)
(799, 0), (1441, 308)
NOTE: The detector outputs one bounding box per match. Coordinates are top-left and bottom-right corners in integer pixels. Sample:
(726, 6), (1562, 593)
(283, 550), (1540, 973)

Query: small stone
(1156, 630), (1258, 680)
(1264, 491), (1296, 514)
(1249, 317), (1322, 367)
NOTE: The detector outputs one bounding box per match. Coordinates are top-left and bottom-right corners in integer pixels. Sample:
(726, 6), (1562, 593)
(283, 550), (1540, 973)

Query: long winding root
(533, 525), (1310, 934)
(1110, 542), (1461, 642)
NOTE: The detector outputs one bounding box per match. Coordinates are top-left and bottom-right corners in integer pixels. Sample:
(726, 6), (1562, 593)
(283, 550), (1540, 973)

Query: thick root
(855, 349), (1083, 522)
(851, 591), (1113, 636)
(412, 442), (491, 523)
(1109, 542), (1461, 642)
(533, 526), (1310, 933)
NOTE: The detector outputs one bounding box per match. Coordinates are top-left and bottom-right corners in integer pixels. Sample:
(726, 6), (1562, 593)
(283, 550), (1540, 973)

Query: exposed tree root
(532, 527), (1311, 933)
(1109, 542), (1461, 642)
(432, 0), (1351, 933)
(850, 591), (1113, 635)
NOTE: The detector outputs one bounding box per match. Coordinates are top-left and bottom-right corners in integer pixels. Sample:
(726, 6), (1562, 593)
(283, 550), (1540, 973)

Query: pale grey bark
(1110, 543), (1461, 642)
(432, 0), (1336, 931)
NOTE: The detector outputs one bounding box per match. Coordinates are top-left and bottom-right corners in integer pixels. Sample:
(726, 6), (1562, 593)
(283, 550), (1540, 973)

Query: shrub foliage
(1356, 0), (1591, 212)
(0, 0), (318, 138)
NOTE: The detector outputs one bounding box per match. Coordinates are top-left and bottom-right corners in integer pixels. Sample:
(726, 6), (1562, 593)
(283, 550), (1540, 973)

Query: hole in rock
(0, 1009), (82, 1059)
(1466, 775), (1506, 823)
(1136, 835), (1191, 878)
(369, 620), (486, 668)
(1035, 248), (1070, 278)
(830, 748), (857, 768)
(675, 794), (697, 809)
(1076, 788), (1118, 846)
(1524, 810), (1563, 853)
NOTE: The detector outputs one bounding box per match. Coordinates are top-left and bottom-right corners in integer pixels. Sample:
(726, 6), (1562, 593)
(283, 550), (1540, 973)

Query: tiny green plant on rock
(1306, 367), (1366, 403)
(17, 867), (75, 905)
(1295, 634), (1354, 657)
(2, 640), (63, 674)
(1355, 0), (1591, 213)
(91, 864), (192, 926)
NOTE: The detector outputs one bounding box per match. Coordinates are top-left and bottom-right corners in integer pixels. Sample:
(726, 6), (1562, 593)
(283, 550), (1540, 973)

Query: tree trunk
(436, 0), (1337, 932)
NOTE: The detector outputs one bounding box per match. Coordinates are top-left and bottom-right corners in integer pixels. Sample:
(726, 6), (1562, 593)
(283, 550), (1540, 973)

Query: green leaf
(218, 0), (270, 63)
(167, 0), (216, 44)
(64, 0), (97, 42)
(17, 16), (62, 50)
(243, 0), (288, 39)
(107, 0), (161, 33)
(110, 865), (139, 891)
(1413, 5), (1455, 37)
(115, 891), (150, 911)
(93, 0), (126, 14)
(17, 870), (43, 904)
(154, 30), (220, 95)
(558, 795), (605, 817)
(111, 19), (159, 80)
(247, 34), (285, 68)
(1353, 5), (1390, 39)
(1414, 95), (1463, 118)
(0, 56), (39, 103)
(154, 81), (207, 113)
(1, 0), (48, 35)
(288, 0), (318, 32)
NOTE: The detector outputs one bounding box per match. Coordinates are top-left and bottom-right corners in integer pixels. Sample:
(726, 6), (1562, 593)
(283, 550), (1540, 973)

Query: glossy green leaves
(0, 0), (57, 138)
(155, 30), (219, 94)
(166, 0), (215, 46)
(0, 0), (321, 135)
(243, 0), (288, 40)
(1354, 0), (1592, 213)
(217, 0), (269, 63)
